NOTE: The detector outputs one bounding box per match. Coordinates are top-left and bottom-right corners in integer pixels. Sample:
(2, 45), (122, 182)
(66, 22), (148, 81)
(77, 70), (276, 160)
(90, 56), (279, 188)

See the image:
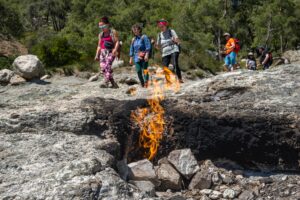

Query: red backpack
(234, 38), (241, 53)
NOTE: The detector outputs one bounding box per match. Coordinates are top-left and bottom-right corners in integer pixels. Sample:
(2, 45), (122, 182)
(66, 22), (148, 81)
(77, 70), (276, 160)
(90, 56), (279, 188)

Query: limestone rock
(283, 50), (300, 64)
(120, 76), (139, 85)
(9, 74), (26, 85)
(128, 159), (158, 184)
(167, 149), (200, 179)
(189, 170), (212, 190)
(209, 190), (222, 199)
(130, 180), (156, 197)
(223, 188), (236, 199)
(40, 74), (51, 80)
(89, 74), (99, 82)
(157, 163), (182, 190)
(13, 55), (44, 80)
(238, 190), (255, 200)
(0, 69), (14, 83)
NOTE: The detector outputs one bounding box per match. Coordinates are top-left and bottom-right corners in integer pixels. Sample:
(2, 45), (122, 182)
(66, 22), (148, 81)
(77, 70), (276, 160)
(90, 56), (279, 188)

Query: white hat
(248, 52), (254, 56)
(223, 32), (231, 36)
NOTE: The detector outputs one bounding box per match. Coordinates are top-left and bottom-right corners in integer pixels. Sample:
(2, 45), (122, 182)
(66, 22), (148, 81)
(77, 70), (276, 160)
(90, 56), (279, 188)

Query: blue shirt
(129, 35), (151, 63)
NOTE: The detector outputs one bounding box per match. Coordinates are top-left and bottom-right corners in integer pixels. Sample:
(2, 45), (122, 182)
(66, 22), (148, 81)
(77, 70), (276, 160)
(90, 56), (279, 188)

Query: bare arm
(262, 54), (270, 65)
(112, 30), (120, 56)
(95, 34), (101, 60)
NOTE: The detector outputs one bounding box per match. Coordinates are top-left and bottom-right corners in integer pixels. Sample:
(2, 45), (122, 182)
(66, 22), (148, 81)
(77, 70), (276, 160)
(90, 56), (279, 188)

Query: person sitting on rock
(129, 23), (151, 88)
(95, 16), (119, 88)
(246, 52), (257, 70)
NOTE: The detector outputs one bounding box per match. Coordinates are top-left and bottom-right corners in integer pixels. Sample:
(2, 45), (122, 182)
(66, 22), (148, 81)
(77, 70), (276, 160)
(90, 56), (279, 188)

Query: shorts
(224, 51), (237, 68)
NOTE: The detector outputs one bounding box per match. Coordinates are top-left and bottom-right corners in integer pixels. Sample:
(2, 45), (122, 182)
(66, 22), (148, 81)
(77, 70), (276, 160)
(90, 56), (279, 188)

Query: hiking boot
(179, 79), (184, 83)
(110, 80), (119, 89)
(99, 81), (109, 88)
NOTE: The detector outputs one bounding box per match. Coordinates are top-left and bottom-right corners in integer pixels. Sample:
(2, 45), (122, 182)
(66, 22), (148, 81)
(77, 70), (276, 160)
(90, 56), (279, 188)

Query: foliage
(0, 1), (23, 37)
(0, 56), (15, 70)
(32, 36), (80, 68)
(1, 0), (300, 72)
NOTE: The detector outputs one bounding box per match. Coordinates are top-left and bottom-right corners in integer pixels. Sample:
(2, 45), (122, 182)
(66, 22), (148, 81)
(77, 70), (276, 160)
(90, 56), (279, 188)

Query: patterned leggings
(100, 49), (115, 82)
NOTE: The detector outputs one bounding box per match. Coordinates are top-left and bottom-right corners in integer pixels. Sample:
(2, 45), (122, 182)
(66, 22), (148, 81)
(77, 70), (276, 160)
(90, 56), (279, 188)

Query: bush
(0, 56), (15, 70)
(32, 36), (80, 68)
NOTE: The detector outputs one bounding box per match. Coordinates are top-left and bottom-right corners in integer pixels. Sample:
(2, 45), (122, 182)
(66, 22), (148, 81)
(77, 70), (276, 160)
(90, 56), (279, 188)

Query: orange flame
(131, 66), (180, 160)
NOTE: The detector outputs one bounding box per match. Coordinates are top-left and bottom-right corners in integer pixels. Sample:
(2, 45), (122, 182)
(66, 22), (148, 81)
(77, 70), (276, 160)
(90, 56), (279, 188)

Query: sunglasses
(99, 24), (109, 29)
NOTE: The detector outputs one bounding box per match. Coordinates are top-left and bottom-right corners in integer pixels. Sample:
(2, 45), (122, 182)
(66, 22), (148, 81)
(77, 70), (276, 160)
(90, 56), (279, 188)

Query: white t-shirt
(157, 29), (180, 57)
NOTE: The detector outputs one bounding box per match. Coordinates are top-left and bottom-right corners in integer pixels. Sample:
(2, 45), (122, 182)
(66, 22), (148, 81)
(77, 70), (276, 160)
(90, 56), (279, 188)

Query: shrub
(0, 56), (15, 70)
(32, 36), (80, 68)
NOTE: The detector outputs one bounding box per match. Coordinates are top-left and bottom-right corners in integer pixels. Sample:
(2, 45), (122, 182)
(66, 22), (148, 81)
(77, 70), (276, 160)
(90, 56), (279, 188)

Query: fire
(131, 66), (180, 160)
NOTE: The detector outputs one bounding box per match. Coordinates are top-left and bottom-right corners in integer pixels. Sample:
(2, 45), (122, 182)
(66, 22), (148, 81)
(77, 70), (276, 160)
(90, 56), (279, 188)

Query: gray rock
(221, 173), (235, 185)
(12, 55), (44, 80)
(167, 149), (200, 179)
(9, 74), (26, 85)
(223, 189), (236, 199)
(238, 190), (255, 200)
(189, 170), (212, 190)
(200, 189), (213, 195)
(120, 76), (139, 85)
(40, 74), (51, 80)
(283, 50), (300, 64)
(0, 69), (14, 83)
(128, 159), (158, 184)
(157, 163), (182, 190)
(212, 172), (223, 185)
(117, 159), (129, 180)
(209, 190), (222, 199)
(89, 74), (99, 82)
(75, 71), (92, 79)
(200, 195), (210, 200)
(130, 180), (156, 197)
(99, 168), (140, 200)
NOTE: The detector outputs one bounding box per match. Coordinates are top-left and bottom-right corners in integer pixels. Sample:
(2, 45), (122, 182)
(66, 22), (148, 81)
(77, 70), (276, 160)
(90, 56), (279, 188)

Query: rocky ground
(0, 64), (299, 199)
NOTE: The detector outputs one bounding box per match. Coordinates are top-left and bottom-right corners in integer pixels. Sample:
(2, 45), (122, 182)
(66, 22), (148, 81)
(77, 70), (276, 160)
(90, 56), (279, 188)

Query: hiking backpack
(99, 29), (121, 59)
(131, 35), (153, 59)
(158, 29), (181, 54)
(234, 38), (241, 53)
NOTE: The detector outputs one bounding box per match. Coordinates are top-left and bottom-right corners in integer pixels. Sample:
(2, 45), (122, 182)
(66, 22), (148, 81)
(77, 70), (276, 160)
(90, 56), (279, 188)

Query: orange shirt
(225, 38), (236, 54)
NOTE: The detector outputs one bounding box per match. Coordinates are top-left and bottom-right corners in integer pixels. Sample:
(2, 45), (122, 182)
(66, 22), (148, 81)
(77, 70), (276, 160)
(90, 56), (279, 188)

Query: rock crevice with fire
(0, 64), (300, 199)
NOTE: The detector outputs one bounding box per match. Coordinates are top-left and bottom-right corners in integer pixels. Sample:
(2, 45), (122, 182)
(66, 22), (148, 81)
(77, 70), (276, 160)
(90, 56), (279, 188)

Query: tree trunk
(218, 29), (222, 61)
(265, 15), (272, 47)
(223, 0), (228, 18)
(280, 34), (283, 54)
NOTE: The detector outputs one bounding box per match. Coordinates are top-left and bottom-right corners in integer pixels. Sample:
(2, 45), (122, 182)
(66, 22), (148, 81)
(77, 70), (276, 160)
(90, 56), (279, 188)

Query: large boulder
(283, 50), (300, 64)
(167, 149), (200, 179)
(12, 55), (44, 80)
(0, 69), (14, 84)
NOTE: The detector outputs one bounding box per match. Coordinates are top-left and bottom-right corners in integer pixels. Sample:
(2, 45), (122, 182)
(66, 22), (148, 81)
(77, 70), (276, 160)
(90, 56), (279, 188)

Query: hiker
(129, 23), (151, 87)
(156, 19), (183, 83)
(94, 16), (119, 88)
(223, 33), (237, 72)
(258, 46), (273, 70)
(246, 52), (257, 70)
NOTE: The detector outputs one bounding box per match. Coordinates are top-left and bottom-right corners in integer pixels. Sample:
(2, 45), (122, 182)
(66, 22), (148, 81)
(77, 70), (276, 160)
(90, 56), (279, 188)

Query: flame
(131, 66), (180, 160)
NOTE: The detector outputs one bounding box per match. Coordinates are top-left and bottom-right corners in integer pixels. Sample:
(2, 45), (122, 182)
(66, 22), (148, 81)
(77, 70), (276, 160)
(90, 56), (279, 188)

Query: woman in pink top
(95, 16), (119, 88)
